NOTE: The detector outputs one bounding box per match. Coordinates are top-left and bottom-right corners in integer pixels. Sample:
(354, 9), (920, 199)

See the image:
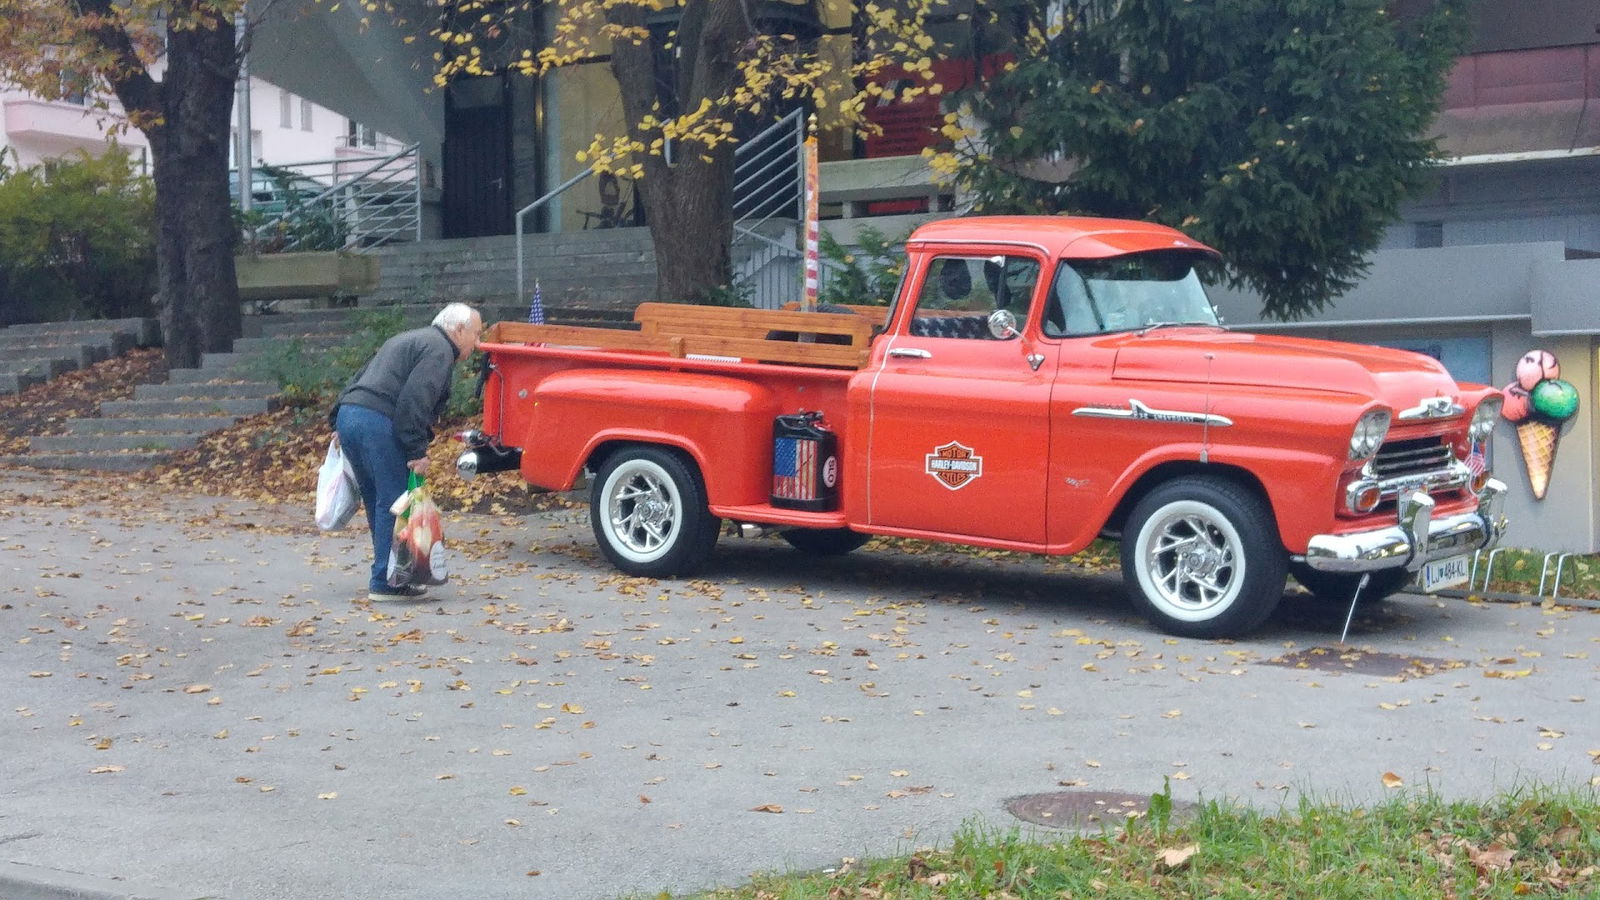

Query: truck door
(865, 252), (1055, 544)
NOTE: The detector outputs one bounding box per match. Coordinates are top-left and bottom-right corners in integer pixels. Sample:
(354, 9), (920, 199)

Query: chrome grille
(1372, 437), (1453, 480)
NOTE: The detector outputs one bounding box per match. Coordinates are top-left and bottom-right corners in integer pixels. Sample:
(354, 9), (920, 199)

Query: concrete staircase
(6, 368), (280, 473)
(0, 301), (636, 471)
(0, 317), (161, 395)
(364, 226), (658, 312)
(0, 228), (657, 471)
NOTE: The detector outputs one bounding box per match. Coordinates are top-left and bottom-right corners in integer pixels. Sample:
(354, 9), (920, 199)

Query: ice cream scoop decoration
(1500, 349), (1579, 499)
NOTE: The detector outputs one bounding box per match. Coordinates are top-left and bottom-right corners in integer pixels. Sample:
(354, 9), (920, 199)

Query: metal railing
(514, 165), (595, 307)
(510, 109), (845, 309)
(233, 143), (422, 253)
(731, 109), (846, 308)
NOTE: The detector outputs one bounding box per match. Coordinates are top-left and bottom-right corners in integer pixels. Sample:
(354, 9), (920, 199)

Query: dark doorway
(443, 75), (513, 238)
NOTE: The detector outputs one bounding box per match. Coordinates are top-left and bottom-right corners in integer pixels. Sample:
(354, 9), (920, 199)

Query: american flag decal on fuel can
(773, 437), (816, 501)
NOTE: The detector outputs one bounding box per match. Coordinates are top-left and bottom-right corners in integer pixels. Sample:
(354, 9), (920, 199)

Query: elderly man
(329, 302), (483, 600)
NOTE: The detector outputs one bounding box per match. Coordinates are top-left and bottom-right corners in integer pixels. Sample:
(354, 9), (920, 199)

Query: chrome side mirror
(987, 308), (1019, 340)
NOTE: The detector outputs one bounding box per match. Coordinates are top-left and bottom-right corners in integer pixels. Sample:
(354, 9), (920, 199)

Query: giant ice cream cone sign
(1500, 349), (1580, 500)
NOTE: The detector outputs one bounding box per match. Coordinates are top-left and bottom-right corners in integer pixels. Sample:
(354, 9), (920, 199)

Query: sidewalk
(2, 468), (1597, 899)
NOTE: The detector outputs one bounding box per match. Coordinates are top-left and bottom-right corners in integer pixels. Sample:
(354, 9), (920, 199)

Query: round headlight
(1469, 396), (1502, 443)
(1349, 408), (1391, 460)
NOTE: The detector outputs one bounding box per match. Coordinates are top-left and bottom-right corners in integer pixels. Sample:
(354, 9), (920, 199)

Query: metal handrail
(509, 107), (807, 308)
(234, 143), (421, 253)
(514, 165), (594, 304)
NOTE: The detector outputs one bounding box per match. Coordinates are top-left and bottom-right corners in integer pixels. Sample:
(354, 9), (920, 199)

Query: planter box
(235, 252), (380, 302)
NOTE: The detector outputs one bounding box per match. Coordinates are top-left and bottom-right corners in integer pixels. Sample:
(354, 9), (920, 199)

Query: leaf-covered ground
(0, 349), (566, 515)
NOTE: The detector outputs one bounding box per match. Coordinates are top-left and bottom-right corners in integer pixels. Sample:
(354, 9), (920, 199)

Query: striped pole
(802, 120), (819, 313)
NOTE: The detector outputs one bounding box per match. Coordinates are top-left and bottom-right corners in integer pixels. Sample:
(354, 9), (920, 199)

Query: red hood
(1108, 328), (1466, 411)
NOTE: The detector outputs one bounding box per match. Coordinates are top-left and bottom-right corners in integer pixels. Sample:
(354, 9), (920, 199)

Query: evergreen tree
(946, 0), (1472, 320)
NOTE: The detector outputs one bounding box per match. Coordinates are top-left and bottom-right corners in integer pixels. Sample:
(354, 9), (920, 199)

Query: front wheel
(1120, 477), (1287, 638)
(590, 446), (720, 577)
(780, 528), (869, 556)
(1288, 563), (1412, 606)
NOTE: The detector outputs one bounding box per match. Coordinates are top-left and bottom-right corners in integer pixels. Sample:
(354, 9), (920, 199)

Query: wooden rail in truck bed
(484, 302), (883, 368)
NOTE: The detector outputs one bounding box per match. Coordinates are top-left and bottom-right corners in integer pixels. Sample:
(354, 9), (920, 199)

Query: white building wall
(1, 75), (380, 173)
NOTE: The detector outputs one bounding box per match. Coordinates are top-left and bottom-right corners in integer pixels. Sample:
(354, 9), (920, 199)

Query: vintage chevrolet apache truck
(459, 215), (1507, 637)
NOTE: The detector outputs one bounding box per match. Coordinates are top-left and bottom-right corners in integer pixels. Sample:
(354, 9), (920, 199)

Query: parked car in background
(229, 166), (347, 252)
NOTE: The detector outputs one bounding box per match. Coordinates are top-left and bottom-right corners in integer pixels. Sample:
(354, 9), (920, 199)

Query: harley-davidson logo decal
(925, 441), (983, 490)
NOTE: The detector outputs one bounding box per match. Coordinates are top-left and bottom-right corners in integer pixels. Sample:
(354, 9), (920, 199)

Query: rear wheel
(780, 528), (868, 556)
(1288, 563), (1412, 605)
(590, 446), (720, 577)
(1120, 477), (1287, 638)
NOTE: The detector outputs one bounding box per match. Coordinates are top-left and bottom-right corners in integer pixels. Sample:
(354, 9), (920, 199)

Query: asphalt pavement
(2, 468), (1597, 899)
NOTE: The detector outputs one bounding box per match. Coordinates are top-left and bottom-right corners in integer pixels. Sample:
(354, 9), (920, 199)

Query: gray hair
(433, 302), (479, 330)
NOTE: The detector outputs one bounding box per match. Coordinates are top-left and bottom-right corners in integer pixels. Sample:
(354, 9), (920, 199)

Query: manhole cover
(1262, 646), (1465, 679)
(1004, 790), (1197, 830)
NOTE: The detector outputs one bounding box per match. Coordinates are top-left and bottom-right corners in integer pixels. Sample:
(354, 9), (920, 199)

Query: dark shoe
(368, 584), (429, 601)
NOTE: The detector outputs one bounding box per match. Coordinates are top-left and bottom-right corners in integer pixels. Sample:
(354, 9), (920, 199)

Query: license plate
(1420, 554), (1470, 593)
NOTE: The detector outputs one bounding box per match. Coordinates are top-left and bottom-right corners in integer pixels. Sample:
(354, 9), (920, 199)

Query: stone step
(2, 317), (159, 346)
(100, 397), (273, 417)
(0, 343), (108, 369)
(166, 367), (271, 385)
(30, 433), (200, 453)
(198, 352), (253, 370)
(0, 331), (125, 354)
(233, 334), (347, 353)
(0, 357), (76, 379)
(0, 450), (175, 472)
(0, 371), (46, 394)
(64, 415), (239, 434)
(133, 381), (278, 401)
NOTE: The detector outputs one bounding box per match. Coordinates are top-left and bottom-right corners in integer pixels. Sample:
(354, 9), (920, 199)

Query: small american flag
(1465, 442), (1486, 477)
(527, 280), (545, 324)
(773, 437), (816, 500)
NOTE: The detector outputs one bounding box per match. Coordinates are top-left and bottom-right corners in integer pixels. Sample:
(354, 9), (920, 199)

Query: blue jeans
(335, 404), (409, 592)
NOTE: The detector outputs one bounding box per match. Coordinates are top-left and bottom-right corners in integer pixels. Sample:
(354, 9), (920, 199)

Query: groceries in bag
(387, 474), (449, 587)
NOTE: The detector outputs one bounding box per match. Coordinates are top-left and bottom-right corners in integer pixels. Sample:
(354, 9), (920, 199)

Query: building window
(301, 98), (313, 131)
(1415, 221), (1444, 248)
(60, 70), (89, 106)
(280, 89), (292, 128)
(347, 120), (377, 149)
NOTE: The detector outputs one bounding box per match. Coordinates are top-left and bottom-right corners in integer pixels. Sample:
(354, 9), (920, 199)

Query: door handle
(888, 348), (932, 359)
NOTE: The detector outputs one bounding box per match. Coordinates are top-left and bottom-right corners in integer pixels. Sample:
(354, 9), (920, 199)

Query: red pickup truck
(461, 215), (1507, 637)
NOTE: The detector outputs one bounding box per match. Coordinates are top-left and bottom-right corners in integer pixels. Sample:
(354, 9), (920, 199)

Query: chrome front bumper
(1300, 479), (1507, 574)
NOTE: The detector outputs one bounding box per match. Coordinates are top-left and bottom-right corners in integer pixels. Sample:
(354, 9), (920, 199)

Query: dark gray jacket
(329, 324), (458, 460)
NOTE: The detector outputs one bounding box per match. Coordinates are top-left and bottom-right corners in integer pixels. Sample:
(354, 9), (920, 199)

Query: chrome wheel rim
(1136, 500), (1244, 622)
(604, 458), (683, 563)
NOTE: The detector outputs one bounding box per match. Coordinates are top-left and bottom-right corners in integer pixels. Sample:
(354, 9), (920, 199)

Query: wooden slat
(675, 335), (867, 368)
(486, 321), (670, 351)
(634, 302), (874, 344)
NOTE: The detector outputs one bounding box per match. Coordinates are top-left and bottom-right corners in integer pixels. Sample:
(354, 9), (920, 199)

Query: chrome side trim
(1072, 398), (1233, 427)
(1301, 479), (1507, 573)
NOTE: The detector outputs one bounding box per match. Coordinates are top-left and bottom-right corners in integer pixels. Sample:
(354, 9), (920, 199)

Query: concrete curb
(0, 861), (210, 900)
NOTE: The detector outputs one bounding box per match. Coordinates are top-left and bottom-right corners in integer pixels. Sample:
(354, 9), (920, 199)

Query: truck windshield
(1045, 251), (1219, 337)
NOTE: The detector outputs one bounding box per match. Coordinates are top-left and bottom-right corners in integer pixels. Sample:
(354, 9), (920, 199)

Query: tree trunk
(638, 149), (735, 303)
(144, 18), (242, 369)
(607, 0), (749, 304)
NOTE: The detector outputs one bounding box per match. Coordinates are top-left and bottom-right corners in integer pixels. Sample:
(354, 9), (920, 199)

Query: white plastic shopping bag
(314, 436), (359, 531)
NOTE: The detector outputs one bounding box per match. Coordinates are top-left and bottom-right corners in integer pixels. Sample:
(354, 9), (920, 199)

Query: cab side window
(909, 255), (1038, 340)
